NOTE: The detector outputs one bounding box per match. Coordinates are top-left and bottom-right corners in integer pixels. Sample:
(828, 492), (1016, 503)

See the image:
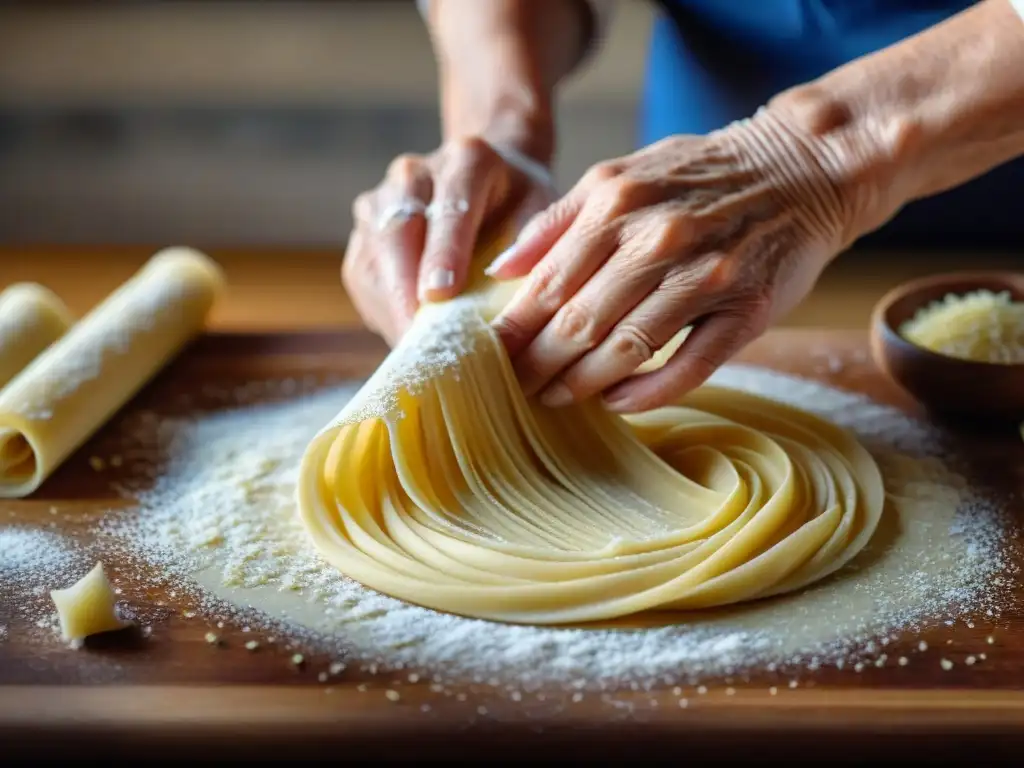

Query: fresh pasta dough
(297, 236), (886, 625)
(0, 247), (225, 498)
(0, 283), (73, 389)
(50, 561), (130, 644)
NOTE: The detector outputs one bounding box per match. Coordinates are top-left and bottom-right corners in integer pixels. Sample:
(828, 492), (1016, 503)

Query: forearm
(424, 0), (597, 166)
(768, 0), (1024, 242)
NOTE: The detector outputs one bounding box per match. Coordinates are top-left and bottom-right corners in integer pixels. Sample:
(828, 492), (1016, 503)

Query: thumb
(484, 190), (584, 281)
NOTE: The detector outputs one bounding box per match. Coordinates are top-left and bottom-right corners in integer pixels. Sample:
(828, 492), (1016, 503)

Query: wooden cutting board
(2, 328), (1023, 760)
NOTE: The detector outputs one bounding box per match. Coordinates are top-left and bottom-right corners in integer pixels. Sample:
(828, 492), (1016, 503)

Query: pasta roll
(0, 247), (225, 498)
(0, 283), (74, 389)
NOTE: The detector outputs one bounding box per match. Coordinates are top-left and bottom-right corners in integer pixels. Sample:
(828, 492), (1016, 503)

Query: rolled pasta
(297, 235), (886, 625)
(0, 247), (225, 498)
(0, 283), (74, 389)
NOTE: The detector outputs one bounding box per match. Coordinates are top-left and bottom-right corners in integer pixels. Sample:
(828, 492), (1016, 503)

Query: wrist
(764, 0), (1024, 245)
(720, 104), (864, 259)
(763, 84), (909, 247)
(440, 68), (556, 168)
(427, 0), (589, 170)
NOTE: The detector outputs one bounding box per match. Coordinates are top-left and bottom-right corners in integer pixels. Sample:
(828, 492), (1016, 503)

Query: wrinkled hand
(343, 137), (555, 346)
(487, 109), (852, 413)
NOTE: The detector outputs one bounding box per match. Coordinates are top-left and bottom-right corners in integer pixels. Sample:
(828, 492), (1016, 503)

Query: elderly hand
(343, 137), (556, 346)
(487, 108), (857, 413)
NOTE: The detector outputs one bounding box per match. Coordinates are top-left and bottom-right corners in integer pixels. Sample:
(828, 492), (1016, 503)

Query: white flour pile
(79, 364), (1017, 691)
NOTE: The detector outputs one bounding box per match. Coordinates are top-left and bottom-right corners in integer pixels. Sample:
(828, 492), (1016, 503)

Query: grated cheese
(899, 288), (1024, 364)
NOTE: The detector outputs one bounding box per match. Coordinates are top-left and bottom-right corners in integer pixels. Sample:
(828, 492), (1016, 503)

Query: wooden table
(2, 248), (1024, 759)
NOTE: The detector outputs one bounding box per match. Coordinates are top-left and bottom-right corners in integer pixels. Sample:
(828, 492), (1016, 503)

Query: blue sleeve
(637, 0), (1024, 249)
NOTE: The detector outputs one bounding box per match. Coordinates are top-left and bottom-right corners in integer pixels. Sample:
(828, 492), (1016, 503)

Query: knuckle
(551, 302), (599, 349)
(651, 215), (693, 251)
(701, 253), (736, 291)
(386, 153), (423, 183)
(527, 262), (569, 314)
(609, 323), (658, 367)
(598, 177), (646, 212)
(625, 215), (692, 260)
(585, 161), (621, 186)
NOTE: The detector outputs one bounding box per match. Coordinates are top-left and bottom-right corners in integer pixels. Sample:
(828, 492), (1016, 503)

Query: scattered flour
(0, 527), (79, 581)
(63, 363), (1017, 692)
(0, 526), (86, 641)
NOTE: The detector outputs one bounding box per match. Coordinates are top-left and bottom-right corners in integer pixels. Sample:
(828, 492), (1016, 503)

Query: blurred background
(0, 0), (650, 246)
(0, 0), (1016, 333)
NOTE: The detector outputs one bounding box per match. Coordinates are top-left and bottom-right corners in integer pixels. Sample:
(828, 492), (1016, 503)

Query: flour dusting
(10, 274), (195, 422)
(0, 526), (88, 642)
(49, 363), (1014, 691)
(334, 298), (484, 425)
(0, 526), (79, 579)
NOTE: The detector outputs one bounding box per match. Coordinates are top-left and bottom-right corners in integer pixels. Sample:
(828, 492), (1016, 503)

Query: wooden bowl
(869, 270), (1024, 423)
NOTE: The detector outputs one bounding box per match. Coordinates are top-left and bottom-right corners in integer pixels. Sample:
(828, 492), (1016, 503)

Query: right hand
(342, 137), (556, 346)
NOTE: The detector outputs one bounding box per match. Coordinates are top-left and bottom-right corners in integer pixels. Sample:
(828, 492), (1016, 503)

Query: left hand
(486, 108), (855, 413)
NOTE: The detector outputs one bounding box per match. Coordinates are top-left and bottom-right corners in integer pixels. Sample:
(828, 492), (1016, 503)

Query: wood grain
(2, 327), (1024, 760)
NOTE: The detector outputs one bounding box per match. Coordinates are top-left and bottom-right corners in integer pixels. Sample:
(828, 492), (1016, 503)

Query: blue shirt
(640, 0), (1022, 249)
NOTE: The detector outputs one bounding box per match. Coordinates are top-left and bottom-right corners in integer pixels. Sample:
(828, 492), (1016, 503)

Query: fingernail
(484, 245), (516, 277)
(540, 382), (574, 408)
(420, 268), (455, 300)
